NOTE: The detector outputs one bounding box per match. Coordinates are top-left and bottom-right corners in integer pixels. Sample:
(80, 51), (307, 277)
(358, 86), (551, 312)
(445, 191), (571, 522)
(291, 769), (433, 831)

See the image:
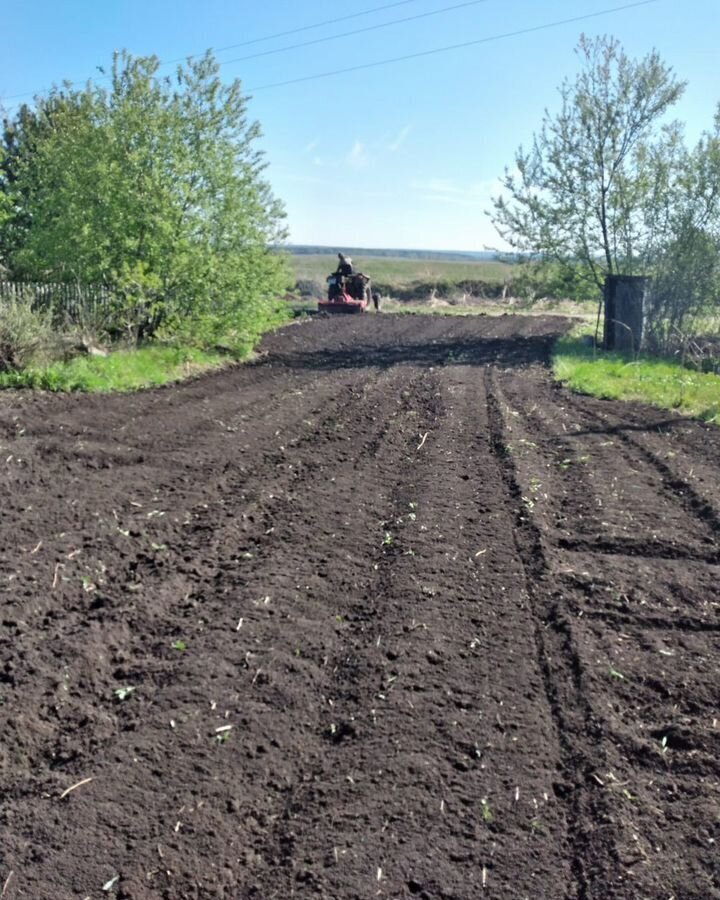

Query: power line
(247, 0), (661, 92)
(1, 0), (426, 102)
(217, 0), (494, 67)
(175, 0), (425, 58)
(1, 0), (662, 109)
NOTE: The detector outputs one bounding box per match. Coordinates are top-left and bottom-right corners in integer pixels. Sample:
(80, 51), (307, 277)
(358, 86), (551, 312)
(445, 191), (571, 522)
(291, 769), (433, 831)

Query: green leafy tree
(0, 148), (9, 233)
(492, 35), (685, 292)
(3, 51), (290, 348)
(642, 109), (720, 350)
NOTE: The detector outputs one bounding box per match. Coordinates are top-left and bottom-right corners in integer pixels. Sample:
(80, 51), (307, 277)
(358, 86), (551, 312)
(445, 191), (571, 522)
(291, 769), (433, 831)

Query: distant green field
(291, 253), (512, 287)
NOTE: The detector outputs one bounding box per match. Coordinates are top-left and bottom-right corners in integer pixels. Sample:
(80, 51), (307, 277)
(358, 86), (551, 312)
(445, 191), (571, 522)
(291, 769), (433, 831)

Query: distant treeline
(280, 245), (500, 263)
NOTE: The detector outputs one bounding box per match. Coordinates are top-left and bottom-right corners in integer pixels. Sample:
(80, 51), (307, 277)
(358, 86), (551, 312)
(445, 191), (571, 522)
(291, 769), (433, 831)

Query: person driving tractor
(321, 252), (380, 312)
(336, 253), (353, 278)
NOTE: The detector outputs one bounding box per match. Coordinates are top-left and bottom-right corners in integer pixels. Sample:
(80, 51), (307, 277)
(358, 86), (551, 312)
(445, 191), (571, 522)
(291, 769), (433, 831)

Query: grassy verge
(0, 345), (232, 392)
(554, 336), (720, 424)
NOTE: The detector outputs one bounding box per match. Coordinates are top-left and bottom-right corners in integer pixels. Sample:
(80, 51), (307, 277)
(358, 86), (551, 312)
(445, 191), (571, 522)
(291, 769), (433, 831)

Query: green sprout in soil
(171, 639), (188, 651)
(382, 531), (394, 546)
(609, 668), (625, 680)
(114, 686), (136, 701)
(559, 455), (591, 470)
(480, 798), (494, 823)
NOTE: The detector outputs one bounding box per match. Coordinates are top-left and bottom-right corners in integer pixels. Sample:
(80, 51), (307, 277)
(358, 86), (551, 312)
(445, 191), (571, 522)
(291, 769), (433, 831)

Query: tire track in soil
(493, 375), (718, 559)
(483, 368), (612, 900)
(569, 400), (720, 533)
(260, 355), (578, 899)
(489, 369), (720, 898)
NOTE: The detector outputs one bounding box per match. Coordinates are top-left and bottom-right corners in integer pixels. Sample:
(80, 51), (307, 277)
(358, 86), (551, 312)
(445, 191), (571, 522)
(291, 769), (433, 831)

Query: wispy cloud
(408, 177), (501, 207)
(388, 125), (411, 152)
(346, 140), (370, 170)
(309, 129), (410, 172)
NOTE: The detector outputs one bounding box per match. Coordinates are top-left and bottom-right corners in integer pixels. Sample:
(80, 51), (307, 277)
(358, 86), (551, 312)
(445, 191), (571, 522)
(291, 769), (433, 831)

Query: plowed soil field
(1, 314), (718, 900)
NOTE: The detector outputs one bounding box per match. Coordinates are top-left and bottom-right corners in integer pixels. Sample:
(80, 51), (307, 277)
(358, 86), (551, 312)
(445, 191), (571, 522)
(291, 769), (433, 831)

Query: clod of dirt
(326, 720), (357, 744)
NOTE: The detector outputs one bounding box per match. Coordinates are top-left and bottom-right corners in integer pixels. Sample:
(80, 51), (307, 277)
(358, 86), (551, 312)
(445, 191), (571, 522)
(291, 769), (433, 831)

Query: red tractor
(319, 271), (380, 314)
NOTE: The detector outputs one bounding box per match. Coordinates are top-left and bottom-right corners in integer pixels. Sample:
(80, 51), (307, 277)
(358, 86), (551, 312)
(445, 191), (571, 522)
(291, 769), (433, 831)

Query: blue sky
(2, 0), (718, 251)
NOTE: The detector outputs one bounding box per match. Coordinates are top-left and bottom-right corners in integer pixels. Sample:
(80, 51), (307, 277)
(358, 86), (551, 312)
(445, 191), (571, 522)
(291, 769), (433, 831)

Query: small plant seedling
(530, 818), (544, 835)
(609, 668), (625, 680)
(660, 735), (669, 756)
(559, 455), (591, 470)
(151, 542), (168, 551)
(171, 639), (188, 651)
(114, 686), (135, 701)
(480, 798), (494, 823)
(81, 575), (97, 593)
(215, 727), (232, 744)
(382, 531), (394, 547)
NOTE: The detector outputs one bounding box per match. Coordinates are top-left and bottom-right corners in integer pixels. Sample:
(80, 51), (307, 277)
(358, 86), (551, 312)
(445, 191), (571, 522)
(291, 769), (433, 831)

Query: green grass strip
(554, 337), (720, 425)
(0, 345), (232, 392)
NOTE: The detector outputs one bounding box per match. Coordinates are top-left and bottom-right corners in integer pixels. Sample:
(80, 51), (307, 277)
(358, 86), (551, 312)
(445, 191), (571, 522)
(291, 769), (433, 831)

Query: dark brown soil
(1, 314), (718, 900)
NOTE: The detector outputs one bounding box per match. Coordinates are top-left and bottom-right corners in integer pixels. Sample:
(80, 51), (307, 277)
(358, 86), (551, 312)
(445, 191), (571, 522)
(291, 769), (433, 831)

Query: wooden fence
(0, 281), (111, 319)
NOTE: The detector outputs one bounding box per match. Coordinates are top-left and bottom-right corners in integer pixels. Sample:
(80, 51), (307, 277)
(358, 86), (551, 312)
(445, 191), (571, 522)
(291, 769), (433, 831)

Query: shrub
(0, 291), (55, 371)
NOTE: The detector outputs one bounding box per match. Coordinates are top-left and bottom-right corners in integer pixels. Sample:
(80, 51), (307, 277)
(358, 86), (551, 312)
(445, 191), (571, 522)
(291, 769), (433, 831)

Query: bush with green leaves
(1, 51), (291, 348)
